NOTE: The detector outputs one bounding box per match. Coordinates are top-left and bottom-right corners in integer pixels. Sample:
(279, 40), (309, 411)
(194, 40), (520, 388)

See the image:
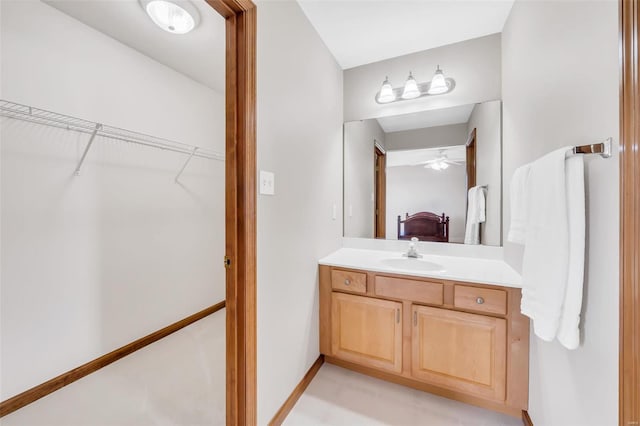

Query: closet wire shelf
(0, 100), (225, 179)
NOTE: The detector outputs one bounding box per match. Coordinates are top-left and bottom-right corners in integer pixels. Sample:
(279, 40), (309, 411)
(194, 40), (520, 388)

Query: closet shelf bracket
(175, 147), (199, 183)
(74, 123), (102, 176)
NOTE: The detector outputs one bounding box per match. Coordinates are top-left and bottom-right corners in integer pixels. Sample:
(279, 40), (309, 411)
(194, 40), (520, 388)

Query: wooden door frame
(620, 1), (639, 425)
(374, 144), (386, 239)
(205, 1), (256, 425)
(466, 128), (477, 190)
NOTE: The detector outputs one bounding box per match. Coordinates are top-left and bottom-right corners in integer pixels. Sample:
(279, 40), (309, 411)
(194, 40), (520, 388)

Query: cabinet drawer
(375, 276), (443, 306)
(454, 285), (507, 315)
(331, 269), (367, 293)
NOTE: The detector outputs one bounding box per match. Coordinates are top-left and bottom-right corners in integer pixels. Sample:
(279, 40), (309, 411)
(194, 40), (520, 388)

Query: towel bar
(573, 137), (612, 158)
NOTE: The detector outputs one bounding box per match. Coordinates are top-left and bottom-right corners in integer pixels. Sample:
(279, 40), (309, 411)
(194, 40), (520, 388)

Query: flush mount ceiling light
(141, 0), (199, 35)
(375, 65), (455, 104)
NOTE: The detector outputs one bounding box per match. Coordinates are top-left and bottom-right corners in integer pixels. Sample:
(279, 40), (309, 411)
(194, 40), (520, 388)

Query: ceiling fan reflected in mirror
(421, 149), (465, 171)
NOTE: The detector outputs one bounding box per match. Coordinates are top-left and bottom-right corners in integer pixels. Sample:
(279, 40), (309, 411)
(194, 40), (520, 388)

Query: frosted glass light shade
(145, 0), (196, 34)
(427, 66), (449, 95)
(377, 77), (396, 103)
(401, 73), (421, 99)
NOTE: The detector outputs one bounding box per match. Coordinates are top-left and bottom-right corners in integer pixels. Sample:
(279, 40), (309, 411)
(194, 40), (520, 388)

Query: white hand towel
(507, 165), (531, 245)
(464, 186), (486, 245)
(520, 147), (585, 347)
(556, 155), (585, 349)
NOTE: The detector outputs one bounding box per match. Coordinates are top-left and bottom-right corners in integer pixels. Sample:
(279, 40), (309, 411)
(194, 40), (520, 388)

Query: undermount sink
(379, 258), (445, 272)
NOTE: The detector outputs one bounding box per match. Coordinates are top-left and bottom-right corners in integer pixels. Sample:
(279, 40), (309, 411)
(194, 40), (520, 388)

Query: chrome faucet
(404, 237), (422, 258)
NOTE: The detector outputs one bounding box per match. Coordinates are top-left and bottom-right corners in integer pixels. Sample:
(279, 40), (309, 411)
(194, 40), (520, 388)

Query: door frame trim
(205, 1), (257, 425)
(619, 0), (639, 424)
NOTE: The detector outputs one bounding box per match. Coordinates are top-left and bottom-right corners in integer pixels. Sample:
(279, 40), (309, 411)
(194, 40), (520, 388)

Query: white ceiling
(377, 103), (475, 133)
(44, 0), (226, 93)
(297, 0), (514, 70)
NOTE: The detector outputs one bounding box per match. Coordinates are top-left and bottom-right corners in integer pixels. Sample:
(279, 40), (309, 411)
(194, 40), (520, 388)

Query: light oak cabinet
(411, 305), (506, 401)
(331, 292), (402, 373)
(319, 265), (529, 418)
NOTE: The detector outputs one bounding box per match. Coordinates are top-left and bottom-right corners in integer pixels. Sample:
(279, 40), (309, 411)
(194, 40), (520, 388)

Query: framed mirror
(344, 100), (502, 246)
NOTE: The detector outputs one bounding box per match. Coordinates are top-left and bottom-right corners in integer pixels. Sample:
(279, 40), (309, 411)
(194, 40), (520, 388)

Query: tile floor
(283, 363), (522, 426)
(1, 309), (226, 426)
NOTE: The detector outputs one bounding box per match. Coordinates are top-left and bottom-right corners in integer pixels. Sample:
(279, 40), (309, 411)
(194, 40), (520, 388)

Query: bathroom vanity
(318, 247), (528, 417)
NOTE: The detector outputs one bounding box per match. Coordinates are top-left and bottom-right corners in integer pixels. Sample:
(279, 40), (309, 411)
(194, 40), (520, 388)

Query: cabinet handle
(344, 279), (350, 286)
(476, 297), (485, 305)
(396, 308), (400, 323)
(413, 311), (417, 326)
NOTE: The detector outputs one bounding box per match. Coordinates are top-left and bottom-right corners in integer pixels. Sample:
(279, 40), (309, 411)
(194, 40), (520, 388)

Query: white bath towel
(517, 147), (585, 348)
(464, 186), (486, 245)
(556, 155), (585, 349)
(507, 165), (531, 244)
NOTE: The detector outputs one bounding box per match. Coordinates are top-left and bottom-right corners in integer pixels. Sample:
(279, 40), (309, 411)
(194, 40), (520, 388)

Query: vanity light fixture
(375, 65), (455, 104)
(142, 0), (199, 35)
(427, 65), (449, 95)
(401, 72), (421, 100)
(377, 77), (396, 103)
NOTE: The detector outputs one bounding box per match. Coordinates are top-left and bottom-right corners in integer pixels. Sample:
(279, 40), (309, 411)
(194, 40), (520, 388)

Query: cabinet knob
(476, 297), (485, 305)
(345, 279), (351, 286)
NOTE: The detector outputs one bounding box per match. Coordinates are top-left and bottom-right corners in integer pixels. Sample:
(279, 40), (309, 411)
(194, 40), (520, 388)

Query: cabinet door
(331, 292), (402, 373)
(411, 305), (506, 401)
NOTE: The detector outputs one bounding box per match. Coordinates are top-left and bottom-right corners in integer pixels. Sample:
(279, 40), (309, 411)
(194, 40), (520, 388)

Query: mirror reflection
(344, 100), (502, 245)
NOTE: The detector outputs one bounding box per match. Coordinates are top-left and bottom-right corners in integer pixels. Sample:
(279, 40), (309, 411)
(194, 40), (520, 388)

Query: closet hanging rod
(0, 100), (225, 161)
(573, 137), (612, 158)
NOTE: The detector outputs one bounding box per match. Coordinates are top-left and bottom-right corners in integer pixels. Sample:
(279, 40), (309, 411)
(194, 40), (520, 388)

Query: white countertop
(319, 248), (522, 288)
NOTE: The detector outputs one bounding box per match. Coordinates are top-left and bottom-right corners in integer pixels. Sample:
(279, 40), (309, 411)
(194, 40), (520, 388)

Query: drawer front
(331, 269), (367, 294)
(454, 285), (507, 315)
(375, 276), (443, 306)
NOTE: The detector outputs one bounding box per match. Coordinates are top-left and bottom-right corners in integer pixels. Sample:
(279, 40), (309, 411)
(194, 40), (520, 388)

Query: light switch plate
(259, 170), (275, 195)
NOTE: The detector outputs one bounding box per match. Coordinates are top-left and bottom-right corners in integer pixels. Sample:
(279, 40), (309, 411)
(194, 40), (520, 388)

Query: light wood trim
(375, 146), (386, 239)
(375, 275), (444, 306)
(325, 357), (522, 418)
(268, 355), (325, 426)
(522, 410), (534, 426)
(332, 269), (367, 294)
(466, 128), (477, 190)
(454, 285), (507, 316)
(620, 0), (640, 424)
(203, 1), (257, 425)
(411, 305), (507, 401)
(0, 301), (226, 418)
(331, 292), (403, 373)
(506, 288), (530, 411)
(319, 266), (332, 354)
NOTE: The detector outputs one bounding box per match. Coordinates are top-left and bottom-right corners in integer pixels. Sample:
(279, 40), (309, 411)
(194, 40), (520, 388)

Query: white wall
(0, 1), (225, 400)
(343, 119), (385, 238)
(467, 100), (502, 246)
(344, 33), (501, 122)
(386, 164), (466, 242)
(385, 123), (467, 151)
(502, 1), (619, 424)
(256, 1), (343, 424)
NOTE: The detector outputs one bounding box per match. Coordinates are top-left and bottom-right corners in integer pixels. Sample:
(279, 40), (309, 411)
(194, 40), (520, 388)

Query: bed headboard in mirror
(343, 100), (502, 246)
